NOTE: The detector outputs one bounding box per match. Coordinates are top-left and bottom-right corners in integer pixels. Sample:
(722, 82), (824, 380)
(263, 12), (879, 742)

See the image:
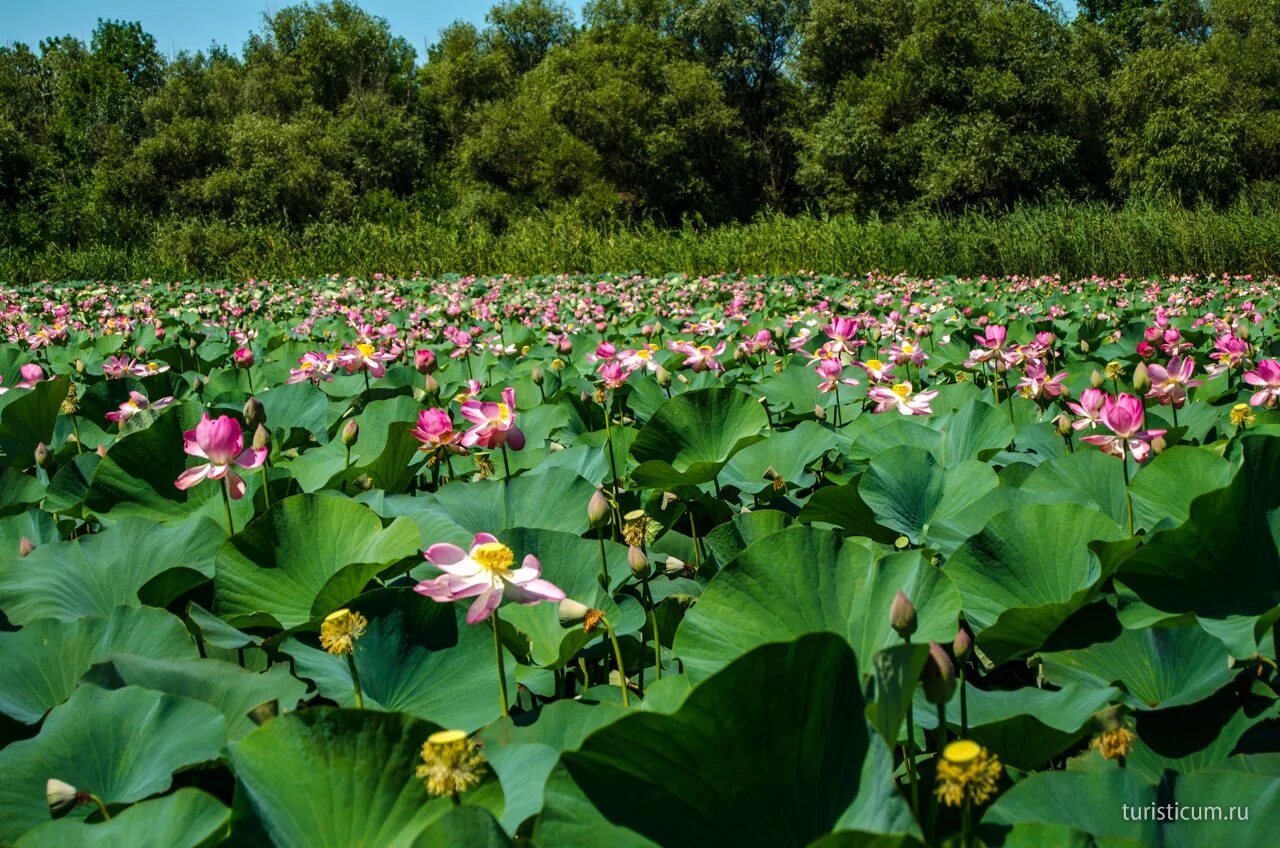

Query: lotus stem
(905, 708), (920, 821)
(491, 611), (510, 717)
(1120, 443), (1134, 536)
(87, 793), (111, 821)
(928, 702), (948, 842)
(220, 478), (235, 537)
(600, 616), (630, 707)
(597, 526), (610, 592)
(345, 651), (364, 709)
(643, 580), (662, 682)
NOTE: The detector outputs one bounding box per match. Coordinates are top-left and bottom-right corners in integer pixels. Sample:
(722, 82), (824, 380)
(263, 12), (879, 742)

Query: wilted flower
(414, 533), (565, 623)
(416, 729), (486, 798)
(319, 608), (367, 656)
(934, 740), (1002, 807)
(1091, 726), (1136, 760)
(1231, 403), (1256, 428)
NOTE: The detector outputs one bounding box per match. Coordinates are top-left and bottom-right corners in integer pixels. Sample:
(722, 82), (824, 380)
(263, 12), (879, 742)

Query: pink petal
(225, 471), (247, 501)
(504, 578), (566, 604)
(174, 464), (211, 491)
(471, 532), (500, 548)
(466, 587), (504, 623)
(235, 446), (268, 470)
(505, 427), (525, 451)
(425, 543), (468, 566)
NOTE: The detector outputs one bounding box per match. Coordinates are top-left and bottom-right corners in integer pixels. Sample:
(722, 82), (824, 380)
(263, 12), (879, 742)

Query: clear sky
(0, 1), (587, 58)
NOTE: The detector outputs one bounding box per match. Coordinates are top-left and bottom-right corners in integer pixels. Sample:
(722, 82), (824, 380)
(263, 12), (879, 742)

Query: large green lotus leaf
(0, 510), (58, 559)
(256, 380), (330, 442)
(408, 807), (513, 848)
(84, 404), (258, 526)
(756, 362), (825, 416)
(719, 421), (838, 493)
(1113, 433), (1280, 657)
(14, 788), (230, 848)
(984, 822), (1141, 848)
(288, 396), (423, 492)
(552, 423), (635, 486)
(702, 509), (793, 567)
(1127, 445), (1232, 532)
(480, 700), (630, 832)
(215, 494), (420, 629)
(1041, 623), (1234, 711)
(982, 769), (1158, 846)
(1161, 767), (1280, 848)
(0, 467), (44, 515)
(534, 762), (660, 848)
(82, 655), (308, 740)
(675, 527), (960, 682)
(368, 467), (596, 547)
(944, 503), (1126, 664)
(629, 387), (768, 487)
(0, 606), (197, 724)
(844, 415), (941, 462)
(491, 529), (631, 668)
(229, 708), (460, 848)
(282, 589), (514, 731)
(858, 446), (1001, 550)
(1018, 449), (1127, 527)
(0, 515), (223, 624)
(42, 452), (101, 516)
(914, 683), (1123, 771)
(931, 396), (1015, 466)
(796, 476), (900, 544)
(865, 644), (930, 751)
(0, 685), (226, 844)
(0, 377), (69, 470)
(557, 634), (874, 847)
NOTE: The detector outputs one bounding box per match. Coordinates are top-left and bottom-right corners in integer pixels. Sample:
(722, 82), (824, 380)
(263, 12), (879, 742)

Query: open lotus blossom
(337, 342), (398, 377)
(287, 351), (336, 384)
(131, 360), (170, 378)
(16, 363), (45, 388)
(1245, 359), (1280, 407)
(597, 359), (630, 389)
(887, 338), (927, 367)
(1145, 356), (1202, 408)
(1017, 360), (1068, 399)
(101, 355), (135, 379)
(619, 344), (661, 373)
(105, 391), (174, 424)
(669, 339), (726, 373)
(414, 533), (565, 623)
(856, 357), (895, 384)
(1207, 334), (1248, 376)
(814, 358), (860, 393)
(411, 408), (464, 452)
(174, 414), (268, 499)
(1080, 393), (1166, 462)
(459, 386), (525, 450)
(966, 325), (1012, 370)
(867, 381), (938, 415)
(1066, 387), (1107, 430)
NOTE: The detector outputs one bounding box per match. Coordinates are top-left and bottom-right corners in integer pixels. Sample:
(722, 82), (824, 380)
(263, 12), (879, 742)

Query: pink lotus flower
(1066, 388), (1107, 430)
(414, 533), (565, 623)
(597, 360), (630, 389)
(233, 347), (255, 369)
(337, 342), (398, 378)
(287, 351), (336, 384)
(856, 357), (895, 384)
(670, 340), (726, 373)
(1244, 359), (1280, 408)
(105, 391), (174, 424)
(619, 344), (660, 373)
(459, 386), (525, 450)
(414, 349), (437, 374)
(867, 382), (938, 415)
(1145, 356), (1202, 408)
(886, 339), (927, 367)
(825, 317), (860, 353)
(1017, 360), (1068, 400)
(1207, 334), (1248, 377)
(102, 355), (135, 379)
(174, 414), (267, 500)
(16, 363), (45, 388)
(1080, 394), (1166, 462)
(131, 360), (170, 378)
(587, 342), (617, 363)
(814, 359), (860, 393)
(966, 325), (1012, 370)
(411, 408), (463, 452)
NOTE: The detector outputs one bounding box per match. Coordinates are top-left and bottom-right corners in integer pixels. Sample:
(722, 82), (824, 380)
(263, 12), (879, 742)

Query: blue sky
(0, 1), (587, 57)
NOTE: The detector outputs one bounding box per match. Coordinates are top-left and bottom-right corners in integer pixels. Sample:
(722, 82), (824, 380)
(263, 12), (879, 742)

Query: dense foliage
(0, 273), (1278, 845)
(4, 0), (1280, 271)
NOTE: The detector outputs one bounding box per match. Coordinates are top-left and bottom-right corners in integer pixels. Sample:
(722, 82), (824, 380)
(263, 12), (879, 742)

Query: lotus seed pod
(922, 641), (957, 705)
(890, 590), (917, 640)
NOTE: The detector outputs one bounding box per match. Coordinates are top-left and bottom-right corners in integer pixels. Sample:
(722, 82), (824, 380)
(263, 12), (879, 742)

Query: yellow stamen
(472, 542), (515, 574)
(891, 383), (912, 398)
(356, 343), (376, 357)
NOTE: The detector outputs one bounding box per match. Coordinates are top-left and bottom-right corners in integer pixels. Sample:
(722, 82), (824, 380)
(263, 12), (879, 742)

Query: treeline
(2, 0), (1280, 275)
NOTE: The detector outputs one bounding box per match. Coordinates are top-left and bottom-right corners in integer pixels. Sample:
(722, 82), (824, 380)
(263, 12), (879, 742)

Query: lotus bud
(814, 403), (827, 421)
(1090, 369), (1103, 388)
(1080, 339), (1090, 353)
(191, 375), (206, 395)
(233, 347), (255, 369)
(531, 366), (544, 386)
(34, 442), (51, 469)
(73, 358), (85, 374)
(19, 537), (35, 557)
(243, 396), (265, 429)
(890, 590), (917, 640)
(253, 424), (271, 451)
(342, 419), (360, 447)
(46, 779), (80, 817)
(96, 444), (109, 458)
(1132, 362), (1150, 393)
(664, 555), (688, 577)
(1053, 413), (1073, 437)
(587, 489), (610, 527)
(135, 345), (147, 357)
(558, 599), (592, 628)
(1150, 435), (1167, 454)
(655, 366), (671, 388)
(953, 626), (972, 662)
(628, 545), (650, 579)
(922, 641), (957, 704)
(414, 349), (437, 374)
(422, 373), (439, 397)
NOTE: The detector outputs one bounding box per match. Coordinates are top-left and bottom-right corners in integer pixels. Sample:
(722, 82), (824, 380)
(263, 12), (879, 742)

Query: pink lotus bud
(414, 349), (437, 374)
(342, 419), (360, 447)
(587, 489), (610, 527)
(243, 397), (265, 429)
(19, 537), (35, 557)
(34, 442), (51, 469)
(628, 545), (650, 579)
(890, 590), (917, 639)
(922, 641), (956, 704)
(953, 626), (972, 661)
(233, 348), (255, 369)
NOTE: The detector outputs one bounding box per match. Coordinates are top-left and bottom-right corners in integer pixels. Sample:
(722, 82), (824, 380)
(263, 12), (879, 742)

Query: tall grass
(4, 200), (1280, 281)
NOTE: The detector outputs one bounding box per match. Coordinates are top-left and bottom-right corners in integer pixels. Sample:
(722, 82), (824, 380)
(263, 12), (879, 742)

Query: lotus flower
(1244, 359), (1280, 408)
(1080, 394), (1166, 462)
(1017, 360), (1068, 400)
(867, 382), (938, 415)
(619, 344), (660, 373)
(130, 360), (170, 378)
(1066, 387), (1106, 430)
(105, 391), (174, 424)
(102, 355), (135, 379)
(1145, 356), (1201, 408)
(1208, 334), (1248, 376)
(856, 357), (895, 384)
(597, 360), (630, 389)
(16, 363), (45, 388)
(670, 340), (726, 373)
(337, 342), (398, 377)
(412, 408), (463, 452)
(414, 533), (565, 623)
(814, 359), (860, 393)
(174, 414), (267, 499)
(459, 386), (525, 450)
(287, 351), (336, 384)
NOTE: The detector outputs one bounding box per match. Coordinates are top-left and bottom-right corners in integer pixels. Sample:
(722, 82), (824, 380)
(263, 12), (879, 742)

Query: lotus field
(3, 272), (1280, 847)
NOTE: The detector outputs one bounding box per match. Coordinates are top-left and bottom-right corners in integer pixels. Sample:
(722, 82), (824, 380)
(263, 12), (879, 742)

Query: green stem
(362, 368), (370, 399)
(959, 667), (969, 737)
(1171, 401), (1179, 430)
(220, 478), (235, 537)
(688, 509), (702, 573)
(86, 793), (111, 821)
(260, 465), (271, 510)
(597, 526), (610, 592)
(71, 415), (83, 454)
(962, 797), (973, 848)
(1121, 444), (1134, 537)
(345, 651), (364, 709)
(643, 580), (662, 681)
(492, 611), (510, 717)
(578, 657), (591, 695)
(929, 702), (948, 843)
(500, 443), (511, 483)
(600, 617), (630, 707)
(905, 708), (920, 821)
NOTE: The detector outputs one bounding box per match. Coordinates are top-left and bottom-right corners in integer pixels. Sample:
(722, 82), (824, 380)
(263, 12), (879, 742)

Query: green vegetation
(4, 0), (1280, 279)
